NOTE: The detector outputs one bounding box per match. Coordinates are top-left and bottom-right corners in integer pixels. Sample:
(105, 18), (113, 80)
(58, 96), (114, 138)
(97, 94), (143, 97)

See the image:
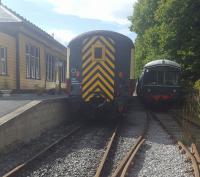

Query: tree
(129, 0), (200, 83)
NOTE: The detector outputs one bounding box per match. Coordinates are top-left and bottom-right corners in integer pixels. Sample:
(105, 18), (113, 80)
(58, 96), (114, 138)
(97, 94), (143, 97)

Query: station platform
(0, 94), (78, 152)
(0, 94), (68, 118)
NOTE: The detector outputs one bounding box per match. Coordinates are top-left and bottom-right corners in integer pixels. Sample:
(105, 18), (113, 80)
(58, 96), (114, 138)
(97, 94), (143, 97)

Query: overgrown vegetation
(129, 0), (200, 85)
(129, 0), (200, 139)
(182, 93), (200, 125)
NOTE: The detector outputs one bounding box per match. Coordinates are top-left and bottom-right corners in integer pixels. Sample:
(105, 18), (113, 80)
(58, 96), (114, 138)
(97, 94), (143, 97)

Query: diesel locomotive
(66, 30), (135, 113)
(136, 59), (181, 103)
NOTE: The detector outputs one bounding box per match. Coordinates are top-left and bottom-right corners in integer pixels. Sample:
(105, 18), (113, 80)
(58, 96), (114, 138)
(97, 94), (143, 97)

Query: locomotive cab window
(92, 45), (105, 61)
(94, 47), (102, 59)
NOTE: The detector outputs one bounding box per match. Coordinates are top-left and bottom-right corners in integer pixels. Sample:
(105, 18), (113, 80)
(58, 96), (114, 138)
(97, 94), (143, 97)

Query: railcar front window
(144, 69), (179, 86)
(165, 71), (179, 85)
(157, 71), (164, 85)
(144, 70), (157, 85)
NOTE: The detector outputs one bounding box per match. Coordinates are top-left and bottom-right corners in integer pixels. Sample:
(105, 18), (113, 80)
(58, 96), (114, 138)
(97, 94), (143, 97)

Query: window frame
(59, 60), (66, 83)
(0, 47), (7, 76)
(92, 44), (105, 61)
(46, 53), (56, 82)
(25, 44), (40, 80)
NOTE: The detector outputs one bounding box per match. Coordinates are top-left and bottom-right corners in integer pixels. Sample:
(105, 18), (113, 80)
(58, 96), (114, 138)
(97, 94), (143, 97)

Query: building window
(0, 47), (7, 75)
(46, 54), (55, 82)
(26, 44), (40, 79)
(59, 60), (66, 83)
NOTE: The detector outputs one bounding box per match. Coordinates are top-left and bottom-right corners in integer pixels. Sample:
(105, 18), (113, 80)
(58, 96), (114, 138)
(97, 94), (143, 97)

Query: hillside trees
(129, 0), (200, 83)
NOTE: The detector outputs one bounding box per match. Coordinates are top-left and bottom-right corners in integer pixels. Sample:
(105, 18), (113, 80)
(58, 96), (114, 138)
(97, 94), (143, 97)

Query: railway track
(1, 107), (196, 177)
(3, 121), (117, 177)
(2, 125), (82, 177)
(94, 112), (148, 177)
(150, 111), (200, 177)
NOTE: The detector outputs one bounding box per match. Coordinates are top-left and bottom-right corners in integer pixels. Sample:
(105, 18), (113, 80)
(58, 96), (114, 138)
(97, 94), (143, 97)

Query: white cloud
(47, 29), (77, 45)
(27, 0), (136, 25)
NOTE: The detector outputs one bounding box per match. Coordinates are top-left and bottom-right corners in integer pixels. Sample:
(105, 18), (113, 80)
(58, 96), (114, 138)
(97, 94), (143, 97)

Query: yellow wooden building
(0, 3), (67, 92)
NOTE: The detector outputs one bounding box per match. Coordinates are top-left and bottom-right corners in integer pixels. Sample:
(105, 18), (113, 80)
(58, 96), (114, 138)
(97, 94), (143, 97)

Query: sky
(2, 0), (137, 46)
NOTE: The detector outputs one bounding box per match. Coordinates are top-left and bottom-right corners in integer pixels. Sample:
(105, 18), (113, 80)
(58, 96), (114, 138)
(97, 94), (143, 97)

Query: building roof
(0, 3), (66, 49)
(144, 59), (181, 68)
(0, 5), (22, 22)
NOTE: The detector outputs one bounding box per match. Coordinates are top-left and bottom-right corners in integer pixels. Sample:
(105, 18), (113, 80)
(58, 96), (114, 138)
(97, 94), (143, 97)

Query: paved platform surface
(0, 94), (68, 118)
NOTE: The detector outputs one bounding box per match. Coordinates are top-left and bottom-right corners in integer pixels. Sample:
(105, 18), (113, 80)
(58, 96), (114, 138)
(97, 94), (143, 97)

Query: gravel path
(0, 122), (76, 176)
(18, 125), (112, 177)
(129, 117), (193, 177)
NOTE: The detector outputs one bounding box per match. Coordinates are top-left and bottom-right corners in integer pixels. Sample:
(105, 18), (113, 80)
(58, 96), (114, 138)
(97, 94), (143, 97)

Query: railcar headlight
(173, 89), (176, 93)
(147, 88), (151, 93)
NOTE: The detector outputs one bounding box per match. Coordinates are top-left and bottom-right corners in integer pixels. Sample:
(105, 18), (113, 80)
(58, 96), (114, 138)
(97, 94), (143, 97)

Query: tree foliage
(129, 0), (200, 83)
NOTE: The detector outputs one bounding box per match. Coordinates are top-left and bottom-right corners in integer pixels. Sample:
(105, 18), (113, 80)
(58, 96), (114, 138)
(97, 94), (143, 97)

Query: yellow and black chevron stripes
(81, 35), (115, 102)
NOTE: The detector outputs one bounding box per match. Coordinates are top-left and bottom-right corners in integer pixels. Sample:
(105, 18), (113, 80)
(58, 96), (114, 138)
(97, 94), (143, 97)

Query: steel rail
(111, 136), (143, 177)
(94, 126), (118, 177)
(192, 143), (200, 164)
(120, 138), (145, 177)
(111, 112), (148, 177)
(178, 141), (200, 177)
(3, 125), (82, 177)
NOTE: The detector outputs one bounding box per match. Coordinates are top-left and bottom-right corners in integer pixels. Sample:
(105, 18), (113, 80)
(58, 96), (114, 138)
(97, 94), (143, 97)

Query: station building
(0, 3), (67, 92)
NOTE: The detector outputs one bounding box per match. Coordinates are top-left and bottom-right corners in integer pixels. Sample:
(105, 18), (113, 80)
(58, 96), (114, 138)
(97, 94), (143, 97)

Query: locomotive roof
(144, 59), (181, 69)
(68, 30), (134, 48)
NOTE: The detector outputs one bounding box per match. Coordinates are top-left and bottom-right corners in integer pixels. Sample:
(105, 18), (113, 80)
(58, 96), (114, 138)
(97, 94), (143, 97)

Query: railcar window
(157, 71), (164, 85)
(165, 71), (179, 85)
(144, 69), (179, 86)
(144, 70), (157, 85)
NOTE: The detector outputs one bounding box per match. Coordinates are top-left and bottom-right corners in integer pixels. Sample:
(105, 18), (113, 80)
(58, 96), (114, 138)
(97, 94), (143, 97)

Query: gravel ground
(155, 112), (183, 140)
(18, 124), (113, 177)
(102, 109), (147, 177)
(0, 122), (77, 176)
(129, 117), (193, 177)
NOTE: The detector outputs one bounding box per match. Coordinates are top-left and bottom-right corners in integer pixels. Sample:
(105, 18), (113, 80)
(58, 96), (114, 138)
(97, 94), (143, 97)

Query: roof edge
(0, 3), (67, 49)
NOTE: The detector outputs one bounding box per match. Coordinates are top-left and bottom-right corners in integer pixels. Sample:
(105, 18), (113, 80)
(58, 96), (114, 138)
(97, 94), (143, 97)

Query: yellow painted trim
(82, 36), (97, 53)
(105, 56), (115, 69)
(82, 73), (114, 92)
(99, 36), (115, 53)
(82, 60), (97, 76)
(106, 49), (115, 61)
(82, 81), (113, 100)
(91, 43), (106, 61)
(82, 48), (92, 61)
(82, 65), (114, 85)
(82, 56), (92, 68)
(100, 61), (114, 77)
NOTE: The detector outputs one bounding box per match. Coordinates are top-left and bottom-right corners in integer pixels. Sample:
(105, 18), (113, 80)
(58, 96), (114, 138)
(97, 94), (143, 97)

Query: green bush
(194, 79), (200, 91)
